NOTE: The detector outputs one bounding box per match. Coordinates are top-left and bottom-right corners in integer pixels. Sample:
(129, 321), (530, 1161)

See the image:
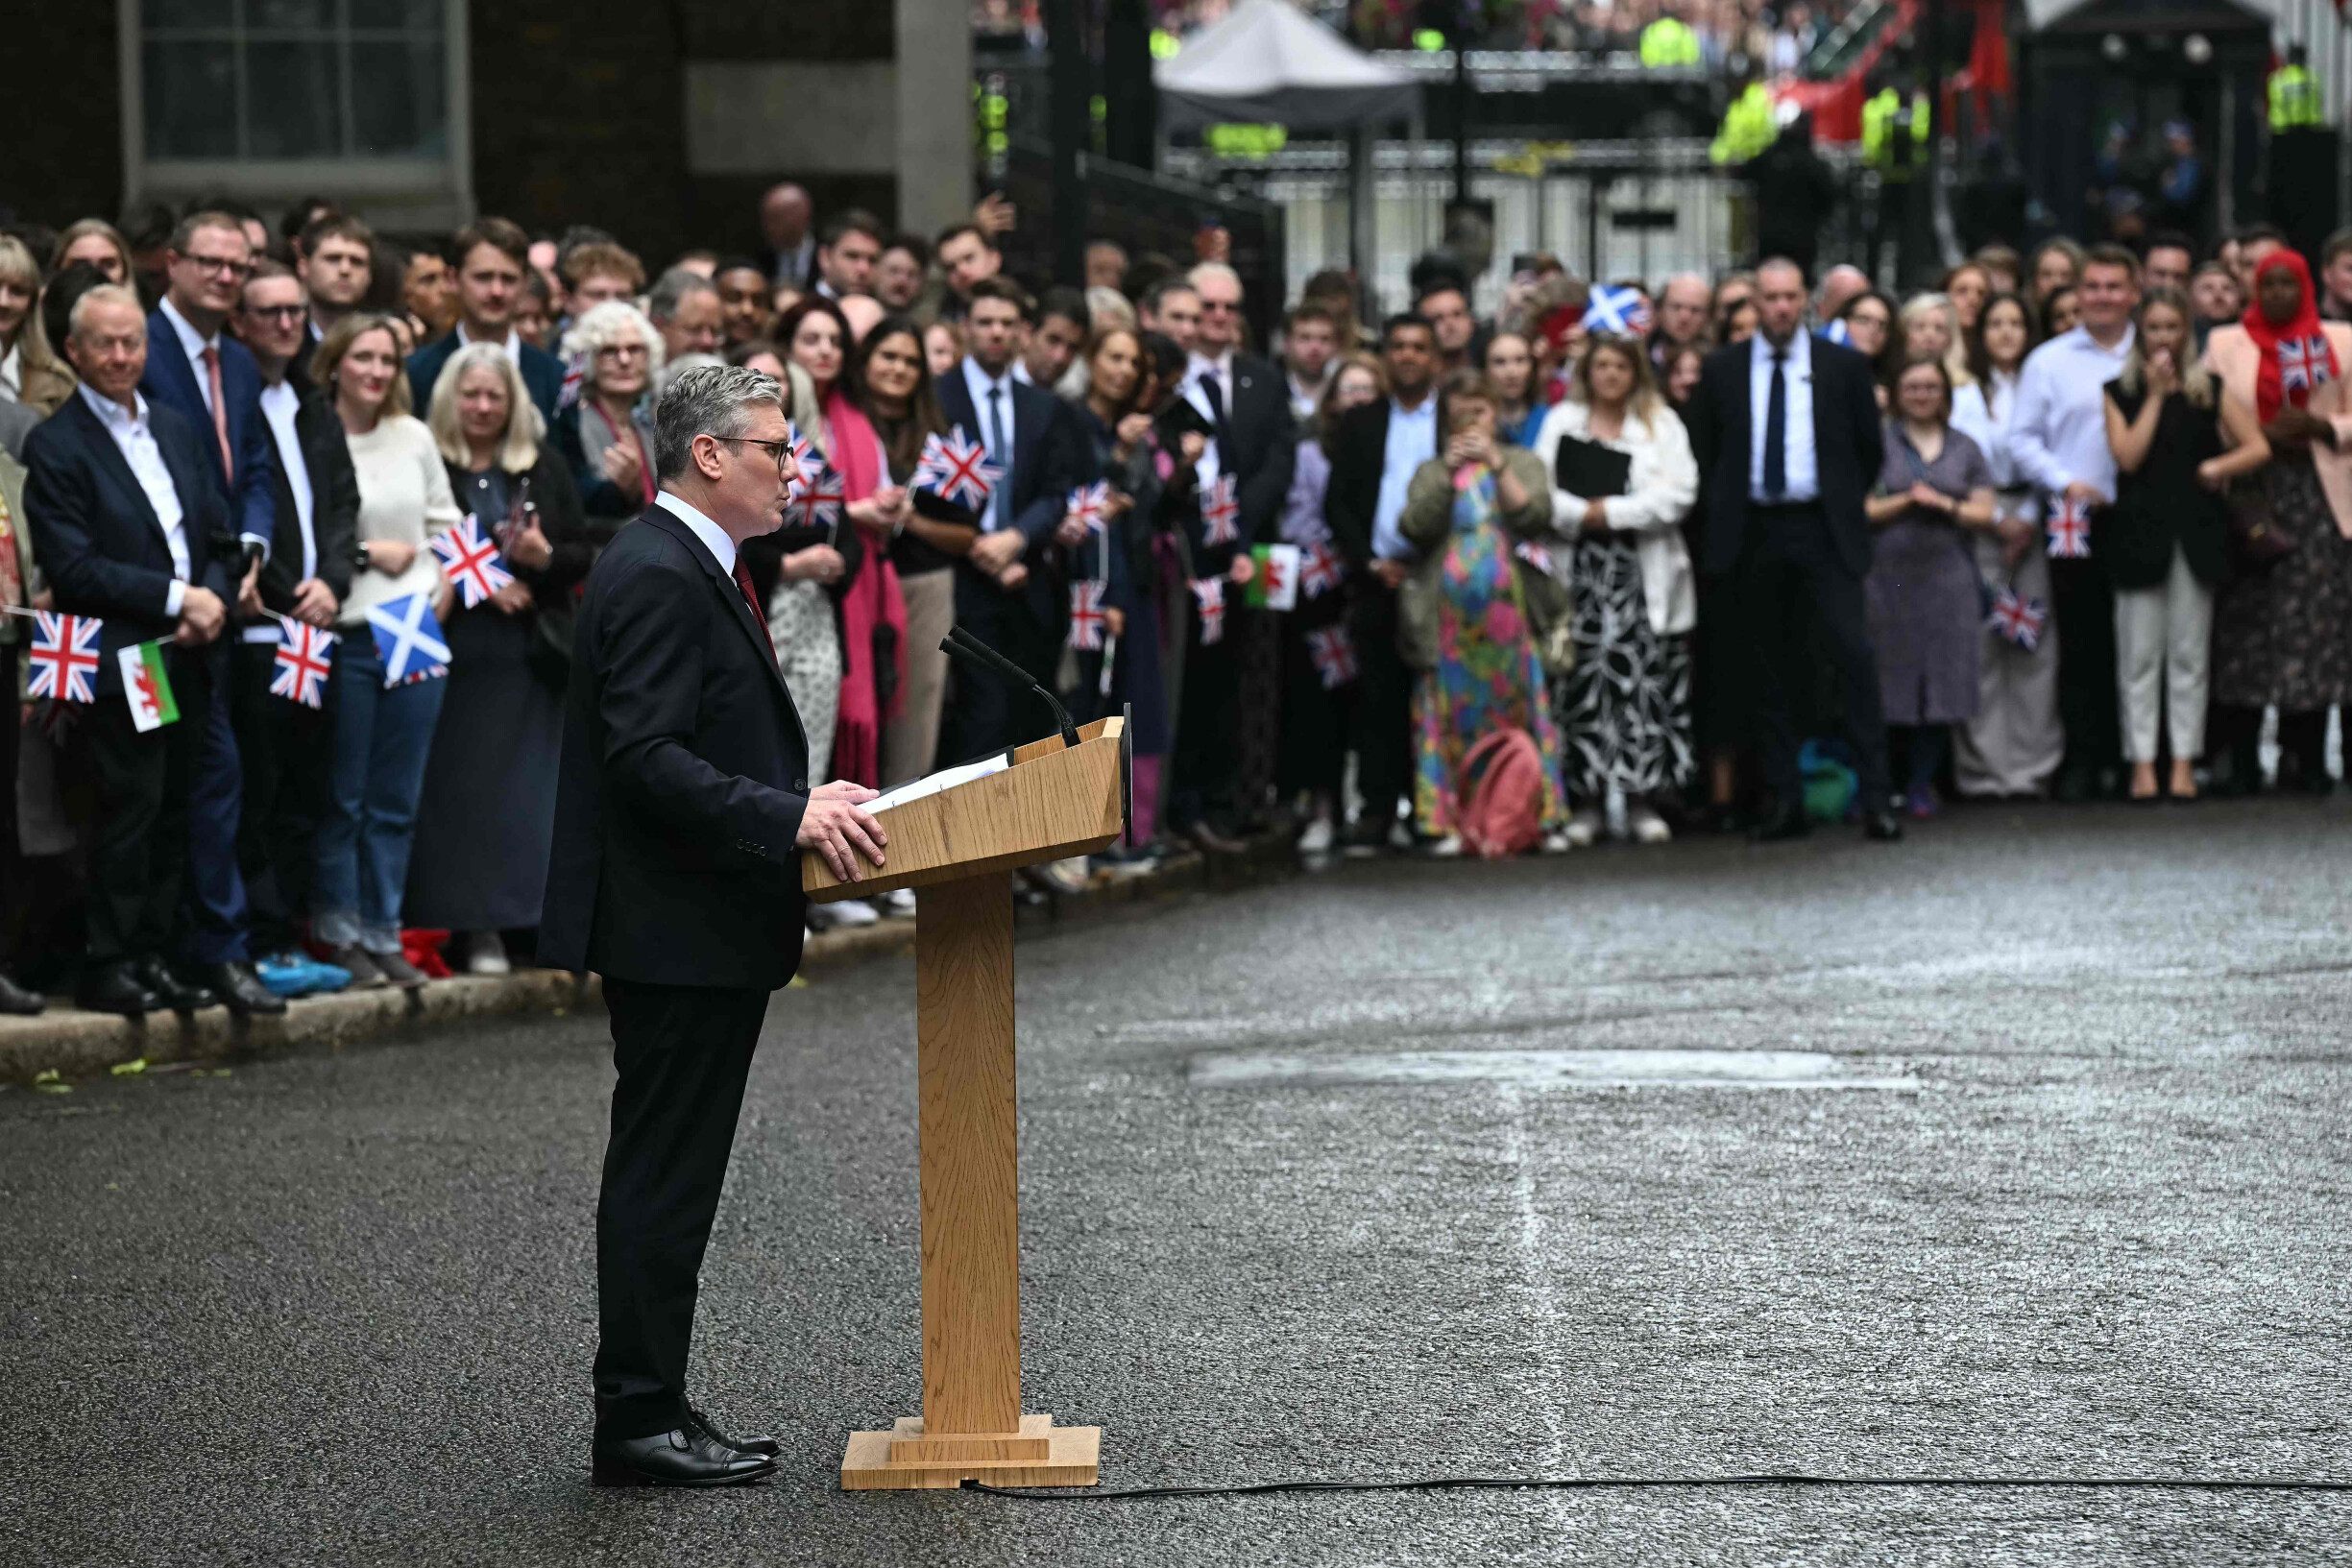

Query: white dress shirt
(2007, 324), (2136, 503)
(656, 490), (738, 577)
(1748, 328), (1819, 503)
(79, 382), (190, 616)
(244, 377), (318, 643)
(1370, 395), (1439, 562)
(958, 355), (1016, 534)
(457, 323), (523, 367)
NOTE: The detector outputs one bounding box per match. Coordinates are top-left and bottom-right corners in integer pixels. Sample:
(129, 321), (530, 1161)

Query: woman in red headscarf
(2202, 247), (2352, 793)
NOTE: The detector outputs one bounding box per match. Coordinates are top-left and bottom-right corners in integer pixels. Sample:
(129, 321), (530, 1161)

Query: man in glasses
(137, 209), (286, 1017)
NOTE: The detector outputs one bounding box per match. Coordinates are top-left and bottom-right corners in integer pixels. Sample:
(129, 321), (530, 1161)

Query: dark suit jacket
(22, 393), (236, 694)
(140, 305), (277, 553)
(1188, 351), (1297, 546)
(1321, 398), (1394, 571)
(253, 377), (359, 616)
(407, 331), (567, 427)
(935, 365), (1084, 636)
(1686, 334), (1885, 578)
(540, 501), (813, 989)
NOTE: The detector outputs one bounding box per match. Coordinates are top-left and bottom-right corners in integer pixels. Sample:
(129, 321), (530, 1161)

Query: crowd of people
(4, 180), (2350, 1020)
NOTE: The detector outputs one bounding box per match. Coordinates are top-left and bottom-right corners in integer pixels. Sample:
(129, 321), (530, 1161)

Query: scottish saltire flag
(271, 621), (338, 708)
(1066, 481), (1112, 536)
(1200, 474), (1241, 546)
(1189, 577), (1226, 644)
(1582, 283), (1652, 336)
(912, 427), (1002, 513)
(1305, 624), (1359, 689)
(1987, 588), (2047, 651)
(1066, 579), (1107, 650)
(1299, 541), (1343, 598)
(367, 592), (451, 688)
(26, 610), (101, 703)
(2047, 496), (2093, 559)
(429, 515), (514, 609)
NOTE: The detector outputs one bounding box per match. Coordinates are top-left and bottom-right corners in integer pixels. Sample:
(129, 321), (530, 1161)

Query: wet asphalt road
(3, 799), (2349, 1565)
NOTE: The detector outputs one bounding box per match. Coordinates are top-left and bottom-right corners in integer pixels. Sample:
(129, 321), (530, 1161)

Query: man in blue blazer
(934, 276), (1085, 761)
(406, 216), (566, 424)
(23, 286), (244, 1018)
(137, 211), (284, 1016)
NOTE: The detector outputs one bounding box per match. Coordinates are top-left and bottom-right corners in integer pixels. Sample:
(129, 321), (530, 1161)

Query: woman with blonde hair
(552, 299), (665, 540)
(50, 219), (133, 286)
(1900, 291), (1974, 391)
(311, 312), (460, 989)
(404, 343), (590, 973)
(0, 237), (74, 413)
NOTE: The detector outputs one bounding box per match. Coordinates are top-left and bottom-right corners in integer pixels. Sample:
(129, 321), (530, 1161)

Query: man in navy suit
(23, 287), (242, 1017)
(137, 211), (285, 1015)
(406, 216), (566, 423)
(934, 276), (1085, 760)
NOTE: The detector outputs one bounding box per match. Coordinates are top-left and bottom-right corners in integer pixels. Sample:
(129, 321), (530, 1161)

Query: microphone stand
(940, 625), (1081, 749)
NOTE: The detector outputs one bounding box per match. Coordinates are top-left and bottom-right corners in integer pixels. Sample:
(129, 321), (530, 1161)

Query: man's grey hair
(69, 282), (146, 340)
(653, 362), (784, 481)
(646, 265), (719, 325)
(1187, 260), (1243, 298)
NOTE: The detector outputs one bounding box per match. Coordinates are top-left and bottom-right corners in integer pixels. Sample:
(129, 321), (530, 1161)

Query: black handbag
(2225, 473), (2295, 569)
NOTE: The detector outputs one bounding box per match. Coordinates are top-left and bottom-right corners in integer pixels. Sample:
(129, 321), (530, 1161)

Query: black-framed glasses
(720, 436), (796, 476)
(243, 303), (306, 323)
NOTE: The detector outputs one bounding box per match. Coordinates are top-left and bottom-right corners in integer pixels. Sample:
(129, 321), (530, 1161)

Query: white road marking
(1187, 1048), (1921, 1090)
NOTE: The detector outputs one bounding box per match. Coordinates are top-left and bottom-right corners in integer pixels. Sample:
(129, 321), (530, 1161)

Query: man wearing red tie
(542, 363), (886, 1486)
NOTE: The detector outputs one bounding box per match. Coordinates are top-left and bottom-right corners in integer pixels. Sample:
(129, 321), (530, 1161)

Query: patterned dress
(1412, 470), (1569, 834)
(1558, 537), (1694, 800)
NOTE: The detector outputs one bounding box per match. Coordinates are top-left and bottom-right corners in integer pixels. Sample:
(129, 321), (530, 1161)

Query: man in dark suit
(22, 285), (239, 1016)
(1685, 256), (1902, 842)
(542, 362), (885, 1487)
(230, 261), (359, 977)
(934, 276), (1085, 761)
(1323, 313), (1441, 855)
(406, 216), (566, 423)
(140, 210), (285, 1016)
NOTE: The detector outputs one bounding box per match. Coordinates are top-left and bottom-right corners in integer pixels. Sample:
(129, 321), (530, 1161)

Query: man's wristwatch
(352, 545), (375, 575)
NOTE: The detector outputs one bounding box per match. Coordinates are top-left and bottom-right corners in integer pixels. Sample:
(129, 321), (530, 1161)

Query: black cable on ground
(965, 1472), (2352, 1501)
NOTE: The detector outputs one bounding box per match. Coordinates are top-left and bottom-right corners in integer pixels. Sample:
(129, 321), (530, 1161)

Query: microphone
(941, 626), (1081, 748)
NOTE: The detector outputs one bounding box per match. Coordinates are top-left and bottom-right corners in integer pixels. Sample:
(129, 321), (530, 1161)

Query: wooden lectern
(807, 714), (1128, 1489)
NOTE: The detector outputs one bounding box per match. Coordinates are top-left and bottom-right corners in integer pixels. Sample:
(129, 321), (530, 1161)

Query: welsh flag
(1244, 543), (1300, 610)
(118, 639), (180, 732)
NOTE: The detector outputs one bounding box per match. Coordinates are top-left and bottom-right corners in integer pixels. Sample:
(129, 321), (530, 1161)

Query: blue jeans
(314, 636), (446, 953)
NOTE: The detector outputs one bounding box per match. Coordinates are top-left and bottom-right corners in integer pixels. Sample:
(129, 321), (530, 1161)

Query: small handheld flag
(1190, 577), (1226, 644)
(2047, 496), (2093, 559)
(557, 351), (587, 412)
(792, 454), (845, 530)
(786, 427), (816, 505)
(1066, 481), (1112, 536)
(367, 592), (451, 688)
(1987, 587), (2048, 651)
(1583, 283), (1653, 337)
(1514, 539), (1556, 576)
(1200, 474), (1241, 546)
(26, 610), (102, 704)
(1246, 543), (1299, 611)
(429, 515), (515, 609)
(270, 621), (338, 708)
(912, 427), (1002, 513)
(1299, 541), (1343, 598)
(1066, 579), (1107, 650)
(1305, 624), (1359, 688)
(119, 640), (180, 732)
(2280, 333), (2332, 394)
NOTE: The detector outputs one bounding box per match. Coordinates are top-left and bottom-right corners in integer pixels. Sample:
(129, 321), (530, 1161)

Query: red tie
(201, 345), (233, 481)
(733, 556), (764, 623)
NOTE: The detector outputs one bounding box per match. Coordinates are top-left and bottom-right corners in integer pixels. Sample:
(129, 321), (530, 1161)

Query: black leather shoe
(0, 971), (42, 1016)
(1749, 805), (1810, 842)
(591, 1427), (777, 1487)
(1863, 809), (1904, 842)
(2052, 766), (2096, 804)
(206, 960), (288, 1017)
(686, 1405), (781, 1459)
(134, 955), (217, 1012)
(76, 959), (160, 1018)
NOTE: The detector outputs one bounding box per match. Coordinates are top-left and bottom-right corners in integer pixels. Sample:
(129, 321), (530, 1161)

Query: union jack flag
(557, 351), (587, 412)
(912, 426), (1002, 513)
(270, 621), (338, 708)
(1305, 623), (1358, 688)
(429, 515), (515, 609)
(1066, 578), (1107, 650)
(1514, 540), (1555, 575)
(1582, 283), (1652, 337)
(27, 610), (102, 704)
(1066, 481), (1112, 536)
(2046, 496), (2093, 559)
(1200, 474), (1241, 546)
(2280, 333), (2334, 393)
(1190, 577), (1226, 644)
(792, 453), (845, 529)
(786, 427), (816, 504)
(1986, 587), (2048, 651)
(1299, 541), (1343, 597)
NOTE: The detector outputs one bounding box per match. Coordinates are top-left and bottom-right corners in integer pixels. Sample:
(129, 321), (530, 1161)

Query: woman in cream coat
(1530, 333), (1700, 844)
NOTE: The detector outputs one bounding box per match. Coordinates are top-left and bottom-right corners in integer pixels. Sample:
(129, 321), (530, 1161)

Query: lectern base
(840, 1413), (1102, 1489)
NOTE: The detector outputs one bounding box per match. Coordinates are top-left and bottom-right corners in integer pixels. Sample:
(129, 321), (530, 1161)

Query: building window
(140, 0), (449, 161)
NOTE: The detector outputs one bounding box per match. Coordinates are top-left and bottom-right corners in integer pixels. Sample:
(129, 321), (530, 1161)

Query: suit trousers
(939, 568), (1054, 765)
(1346, 578), (1415, 829)
(2049, 553), (2120, 779)
(2113, 545), (2213, 764)
(1170, 615), (1240, 832)
(230, 639), (336, 954)
(594, 977), (771, 1440)
(71, 645), (211, 965)
(1734, 502), (1894, 809)
(183, 644), (251, 964)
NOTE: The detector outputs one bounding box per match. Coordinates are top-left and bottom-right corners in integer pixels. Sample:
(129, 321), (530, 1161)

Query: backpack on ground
(1457, 727), (1546, 859)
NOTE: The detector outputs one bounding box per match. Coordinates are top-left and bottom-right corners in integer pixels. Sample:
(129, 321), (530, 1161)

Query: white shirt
(2008, 324), (2136, 503)
(1370, 395), (1439, 562)
(457, 323), (523, 367)
(243, 377), (318, 643)
(79, 383), (189, 616)
(1748, 329), (1819, 503)
(656, 490), (737, 577)
(0, 340), (20, 402)
(958, 355), (1016, 533)
(1287, 367), (1330, 422)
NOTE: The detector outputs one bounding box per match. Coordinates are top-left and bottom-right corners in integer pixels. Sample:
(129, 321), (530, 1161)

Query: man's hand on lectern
(798, 782), (887, 880)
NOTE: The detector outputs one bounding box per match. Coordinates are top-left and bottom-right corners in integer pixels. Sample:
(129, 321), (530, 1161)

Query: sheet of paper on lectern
(866, 754), (1010, 814)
